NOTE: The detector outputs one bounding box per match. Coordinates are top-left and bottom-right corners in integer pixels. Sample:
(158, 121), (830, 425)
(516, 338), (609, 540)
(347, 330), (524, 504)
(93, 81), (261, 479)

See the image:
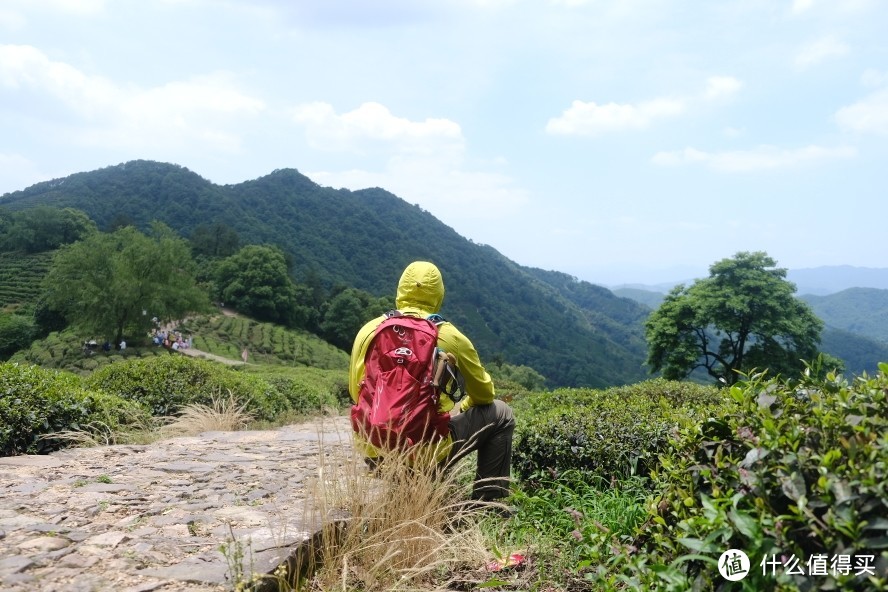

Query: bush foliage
(0, 362), (142, 455)
(613, 365), (888, 591)
(511, 379), (722, 483)
(85, 355), (288, 420)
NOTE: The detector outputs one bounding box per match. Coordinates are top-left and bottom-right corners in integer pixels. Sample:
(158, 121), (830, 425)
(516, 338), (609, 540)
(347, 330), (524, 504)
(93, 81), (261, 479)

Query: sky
(1, 0), (886, 286)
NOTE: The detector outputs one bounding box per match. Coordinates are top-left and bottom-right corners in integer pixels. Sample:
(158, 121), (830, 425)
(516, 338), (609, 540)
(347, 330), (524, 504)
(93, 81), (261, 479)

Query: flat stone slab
(0, 415), (354, 591)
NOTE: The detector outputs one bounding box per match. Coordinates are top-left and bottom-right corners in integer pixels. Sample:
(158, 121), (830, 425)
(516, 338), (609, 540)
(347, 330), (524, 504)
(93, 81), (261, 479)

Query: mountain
(801, 288), (888, 345)
(614, 285), (888, 377)
(611, 287), (665, 310)
(788, 266), (888, 296)
(612, 266), (888, 297)
(0, 160), (650, 388)
(819, 327), (888, 377)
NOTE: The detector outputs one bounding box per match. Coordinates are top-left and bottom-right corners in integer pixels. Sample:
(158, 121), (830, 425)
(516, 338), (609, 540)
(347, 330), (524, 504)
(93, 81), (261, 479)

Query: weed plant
(160, 391), (255, 436)
(486, 471), (650, 590)
(253, 435), (493, 592)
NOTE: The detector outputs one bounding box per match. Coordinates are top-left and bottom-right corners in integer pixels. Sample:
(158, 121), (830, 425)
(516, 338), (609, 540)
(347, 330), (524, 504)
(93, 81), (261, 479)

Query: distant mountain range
(612, 265), (888, 297)
(612, 284), (888, 376)
(2, 159), (885, 381)
(0, 160), (650, 389)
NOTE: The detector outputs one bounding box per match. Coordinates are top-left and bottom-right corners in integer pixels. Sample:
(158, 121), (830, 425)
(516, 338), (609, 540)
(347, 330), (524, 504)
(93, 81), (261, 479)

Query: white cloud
(861, 68), (888, 88)
(292, 101), (462, 153)
(0, 44), (264, 151)
(0, 153), (43, 195)
(794, 36), (849, 69)
(45, 0), (106, 14)
(791, 0), (815, 15)
(0, 8), (26, 29)
(652, 145), (856, 172)
(291, 102), (526, 224)
(547, 76), (740, 137)
(0, 44), (119, 116)
(704, 76), (743, 101)
(835, 89), (888, 135)
(546, 97), (684, 136)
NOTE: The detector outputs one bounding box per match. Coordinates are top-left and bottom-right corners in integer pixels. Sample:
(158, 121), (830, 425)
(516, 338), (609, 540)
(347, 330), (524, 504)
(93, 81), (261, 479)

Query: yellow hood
(395, 261), (444, 313)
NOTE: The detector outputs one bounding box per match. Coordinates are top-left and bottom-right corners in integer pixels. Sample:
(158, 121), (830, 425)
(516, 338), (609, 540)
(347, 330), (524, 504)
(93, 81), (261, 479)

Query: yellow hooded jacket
(348, 261), (496, 461)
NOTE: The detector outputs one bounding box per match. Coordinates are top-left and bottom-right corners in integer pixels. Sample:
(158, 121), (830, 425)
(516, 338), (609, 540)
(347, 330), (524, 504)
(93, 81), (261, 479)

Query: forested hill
(0, 160), (650, 388)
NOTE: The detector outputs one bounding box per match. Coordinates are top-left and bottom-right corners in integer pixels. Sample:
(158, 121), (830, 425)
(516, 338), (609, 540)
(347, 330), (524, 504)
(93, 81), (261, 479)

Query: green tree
(319, 287), (390, 350)
(42, 223), (210, 344)
(0, 207), (97, 253)
(645, 251), (825, 385)
(215, 245), (301, 325)
(0, 313), (36, 359)
(190, 222), (240, 258)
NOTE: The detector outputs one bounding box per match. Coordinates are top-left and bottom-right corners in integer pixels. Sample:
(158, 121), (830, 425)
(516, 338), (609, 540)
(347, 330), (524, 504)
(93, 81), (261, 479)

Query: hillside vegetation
(802, 287), (888, 344)
(0, 160), (650, 388)
(0, 251), (52, 310)
(11, 313), (348, 374)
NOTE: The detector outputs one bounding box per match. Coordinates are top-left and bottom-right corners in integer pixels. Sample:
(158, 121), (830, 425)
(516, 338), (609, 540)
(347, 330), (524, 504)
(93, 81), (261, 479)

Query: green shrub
(0, 362), (141, 455)
(85, 355), (288, 421)
(512, 379), (722, 483)
(0, 313), (36, 359)
(615, 365), (888, 591)
(263, 375), (338, 415)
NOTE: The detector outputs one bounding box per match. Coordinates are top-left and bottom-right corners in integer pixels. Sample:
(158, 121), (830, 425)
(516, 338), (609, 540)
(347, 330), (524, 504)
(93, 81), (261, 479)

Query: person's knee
(493, 400), (515, 429)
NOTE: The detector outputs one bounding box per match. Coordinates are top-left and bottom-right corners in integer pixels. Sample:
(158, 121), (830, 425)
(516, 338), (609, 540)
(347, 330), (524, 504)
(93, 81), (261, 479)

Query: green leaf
(740, 447), (768, 468)
(756, 392), (777, 409)
(729, 508), (760, 539)
(780, 472), (806, 502)
(677, 537), (718, 553)
(477, 578), (511, 588)
(863, 517), (888, 531)
(859, 536), (888, 549)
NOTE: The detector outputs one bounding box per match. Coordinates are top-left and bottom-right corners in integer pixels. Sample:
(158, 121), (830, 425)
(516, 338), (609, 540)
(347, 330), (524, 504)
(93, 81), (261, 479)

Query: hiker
(348, 261), (515, 501)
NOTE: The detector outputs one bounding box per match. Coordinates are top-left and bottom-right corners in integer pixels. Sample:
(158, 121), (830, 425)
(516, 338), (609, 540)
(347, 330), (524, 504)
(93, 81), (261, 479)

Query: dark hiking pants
(448, 399), (515, 501)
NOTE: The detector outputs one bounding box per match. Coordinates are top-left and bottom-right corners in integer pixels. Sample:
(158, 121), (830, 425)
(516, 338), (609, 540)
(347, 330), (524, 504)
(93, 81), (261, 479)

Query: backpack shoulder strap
(426, 313), (446, 325)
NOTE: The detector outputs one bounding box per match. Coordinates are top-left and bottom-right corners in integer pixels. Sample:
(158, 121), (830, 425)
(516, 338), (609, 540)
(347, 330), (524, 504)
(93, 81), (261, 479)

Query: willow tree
(43, 222), (210, 344)
(645, 251), (825, 385)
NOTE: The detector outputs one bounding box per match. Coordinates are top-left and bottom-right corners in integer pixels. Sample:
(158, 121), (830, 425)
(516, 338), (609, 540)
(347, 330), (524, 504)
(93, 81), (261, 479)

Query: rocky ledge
(0, 415), (353, 592)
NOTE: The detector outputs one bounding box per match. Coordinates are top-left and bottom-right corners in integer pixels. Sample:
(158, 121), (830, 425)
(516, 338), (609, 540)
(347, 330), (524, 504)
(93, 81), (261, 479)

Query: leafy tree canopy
(42, 222), (210, 343)
(320, 287), (391, 350)
(215, 245), (310, 327)
(645, 251), (826, 385)
(190, 222), (241, 258)
(0, 206), (97, 253)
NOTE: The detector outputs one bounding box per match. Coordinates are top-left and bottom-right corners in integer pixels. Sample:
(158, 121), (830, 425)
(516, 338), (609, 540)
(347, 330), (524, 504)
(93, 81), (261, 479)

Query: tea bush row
(511, 379), (723, 484)
(86, 355), (290, 419)
(2, 356), (351, 455)
(0, 362), (143, 455)
(609, 365), (888, 591)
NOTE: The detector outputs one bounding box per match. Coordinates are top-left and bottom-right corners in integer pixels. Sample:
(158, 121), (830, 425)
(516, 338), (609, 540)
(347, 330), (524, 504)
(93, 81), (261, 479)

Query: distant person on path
(241, 348), (248, 363)
(348, 261), (515, 501)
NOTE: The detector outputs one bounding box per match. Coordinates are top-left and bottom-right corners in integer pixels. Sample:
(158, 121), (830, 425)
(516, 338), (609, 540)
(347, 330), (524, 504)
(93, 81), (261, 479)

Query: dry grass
(41, 391), (256, 449)
(160, 391), (255, 437)
(297, 438), (496, 591)
(40, 406), (161, 448)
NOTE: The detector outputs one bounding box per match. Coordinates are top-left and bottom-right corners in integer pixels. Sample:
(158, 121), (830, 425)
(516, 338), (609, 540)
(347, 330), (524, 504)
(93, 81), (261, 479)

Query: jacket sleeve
(436, 323), (495, 410)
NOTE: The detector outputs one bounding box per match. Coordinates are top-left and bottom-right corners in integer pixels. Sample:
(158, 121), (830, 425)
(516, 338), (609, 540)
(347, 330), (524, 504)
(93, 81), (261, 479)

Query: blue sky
(1, 0), (886, 285)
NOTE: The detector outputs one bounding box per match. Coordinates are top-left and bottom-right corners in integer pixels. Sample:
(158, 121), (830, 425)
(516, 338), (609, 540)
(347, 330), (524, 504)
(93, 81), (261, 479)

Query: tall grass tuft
(161, 390), (254, 436)
(298, 437), (493, 591)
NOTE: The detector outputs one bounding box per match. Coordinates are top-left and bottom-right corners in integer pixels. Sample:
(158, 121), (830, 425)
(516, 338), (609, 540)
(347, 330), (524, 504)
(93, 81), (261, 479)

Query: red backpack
(351, 311), (451, 450)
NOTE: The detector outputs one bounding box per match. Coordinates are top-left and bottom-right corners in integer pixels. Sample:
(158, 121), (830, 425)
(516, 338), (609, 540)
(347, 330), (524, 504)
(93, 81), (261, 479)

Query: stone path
(0, 415), (354, 592)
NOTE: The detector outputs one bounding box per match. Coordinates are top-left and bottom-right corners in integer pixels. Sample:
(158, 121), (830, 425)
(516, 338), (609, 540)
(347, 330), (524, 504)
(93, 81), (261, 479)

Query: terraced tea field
(0, 251), (53, 310)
